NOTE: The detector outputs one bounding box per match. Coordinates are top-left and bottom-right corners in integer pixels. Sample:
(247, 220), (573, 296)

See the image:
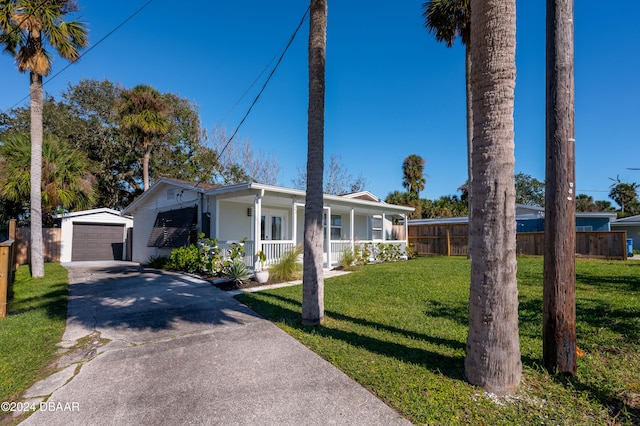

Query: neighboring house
(611, 214), (640, 251)
(55, 208), (134, 262)
(122, 178), (414, 269)
(408, 204), (617, 232)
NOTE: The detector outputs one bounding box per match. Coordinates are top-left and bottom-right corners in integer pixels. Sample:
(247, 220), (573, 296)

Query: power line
(7, 0), (155, 109)
(218, 5), (310, 159)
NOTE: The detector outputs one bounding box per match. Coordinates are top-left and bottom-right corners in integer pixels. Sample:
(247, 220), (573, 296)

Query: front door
(260, 210), (286, 240)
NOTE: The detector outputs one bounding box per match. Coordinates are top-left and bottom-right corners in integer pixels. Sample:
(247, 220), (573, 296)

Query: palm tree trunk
(465, 0), (521, 396)
(143, 141), (151, 191)
(29, 71), (45, 278)
(465, 45), (473, 260)
(302, 0), (327, 326)
(543, 0), (576, 376)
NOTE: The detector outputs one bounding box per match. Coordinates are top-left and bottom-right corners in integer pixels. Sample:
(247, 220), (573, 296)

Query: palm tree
(302, 0), (327, 326)
(423, 0), (471, 195)
(464, 0), (521, 395)
(0, 0), (88, 278)
(0, 133), (95, 223)
(118, 84), (170, 191)
(402, 154), (426, 200)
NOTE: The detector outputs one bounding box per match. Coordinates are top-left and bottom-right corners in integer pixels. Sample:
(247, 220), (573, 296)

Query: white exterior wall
(59, 210), (133, 262)
(218, 201), (253, 242)
(354, 215), (370, 240)
(129, 187), (202, 264)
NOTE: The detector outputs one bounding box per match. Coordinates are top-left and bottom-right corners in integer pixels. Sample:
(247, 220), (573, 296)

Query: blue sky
(1, 1), (638, 204)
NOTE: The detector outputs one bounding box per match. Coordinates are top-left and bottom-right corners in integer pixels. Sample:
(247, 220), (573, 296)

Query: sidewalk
(18, 264), (410, 425)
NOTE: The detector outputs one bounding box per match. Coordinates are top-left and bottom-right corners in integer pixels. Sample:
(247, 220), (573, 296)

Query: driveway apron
(19, 264), (410, 425)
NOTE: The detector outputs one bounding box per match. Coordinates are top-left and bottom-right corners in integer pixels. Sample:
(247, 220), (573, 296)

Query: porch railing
(260, 240), (296, 267)
(219, 240), (255, 268)
(330, 240), (407, 266)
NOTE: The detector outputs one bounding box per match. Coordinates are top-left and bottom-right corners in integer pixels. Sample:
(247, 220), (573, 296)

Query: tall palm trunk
(143, 139), (152, 191)
(465, 0), (521, 395)
(543, 0), (576, 375)
(465, 45), (473, 259)
(29, 71), (45, 278)
(302, 0), (327, 326)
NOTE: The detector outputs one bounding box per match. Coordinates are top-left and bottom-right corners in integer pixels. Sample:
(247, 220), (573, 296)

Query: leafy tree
(151, 92), (219, 184)
(1, 0), (88, 278)
(0, 133), (94, 225)
(293, 154), (365, 195)
(608, 176), (639, 216)
(515, 172), (545, 206)
(402, 154), (427, 199)
(465, 0), (521, 395)
(117, 84), (170, 191)
(302, 0), (327, 326)
(385, 190), (422, 219)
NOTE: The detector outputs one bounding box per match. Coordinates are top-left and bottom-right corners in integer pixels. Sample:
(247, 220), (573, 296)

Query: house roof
(612, 214), (640, 226)
(123, 179), (414, 216)
(53, 208), (132, 220)
(407, 206), (617, 225)
(338, 191), (381, 202)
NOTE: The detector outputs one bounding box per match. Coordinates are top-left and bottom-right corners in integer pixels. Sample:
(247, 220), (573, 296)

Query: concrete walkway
(18, 263), (410, 425)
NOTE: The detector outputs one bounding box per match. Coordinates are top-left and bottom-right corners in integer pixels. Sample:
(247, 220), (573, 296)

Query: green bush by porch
(236, 256), (640, 424)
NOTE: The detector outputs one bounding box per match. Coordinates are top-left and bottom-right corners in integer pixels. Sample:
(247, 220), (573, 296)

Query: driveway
(19, 263), (410, 425)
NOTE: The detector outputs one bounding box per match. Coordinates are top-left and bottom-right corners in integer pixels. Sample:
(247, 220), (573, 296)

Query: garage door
(72, 223), (125, 261)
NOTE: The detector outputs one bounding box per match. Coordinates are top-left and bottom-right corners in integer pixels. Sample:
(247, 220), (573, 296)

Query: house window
(147, 207), (197, 248)
(330, 215), (342, 240)
(576, 226), (593, 232)
(371, 216), (383, 240)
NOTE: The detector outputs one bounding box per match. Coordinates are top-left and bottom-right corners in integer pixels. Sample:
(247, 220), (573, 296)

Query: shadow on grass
(238, 291), (467, 381)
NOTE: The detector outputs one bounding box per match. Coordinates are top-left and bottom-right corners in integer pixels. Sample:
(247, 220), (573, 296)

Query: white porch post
(253, 191), (263, 268)
(350, 208), (355, 252)
(382, 212), (386, 241)
(291, 200), (297, 244)
(324, 206), (331, 269)
(215, 198), (220, 239)
(403, 214), (408, 246)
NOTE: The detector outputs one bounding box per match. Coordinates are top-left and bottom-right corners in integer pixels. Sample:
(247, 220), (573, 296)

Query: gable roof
(53, 208), (132, 220)
(339, 191), (381, 202)
(612, 214), (640, 225)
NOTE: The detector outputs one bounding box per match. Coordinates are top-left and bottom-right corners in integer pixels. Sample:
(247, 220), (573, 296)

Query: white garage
(57, 208), (134, 262)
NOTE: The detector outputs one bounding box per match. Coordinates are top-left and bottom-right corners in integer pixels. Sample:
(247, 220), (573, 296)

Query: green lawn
(0, 263), (68, 403)
(236, 256), (640, 425)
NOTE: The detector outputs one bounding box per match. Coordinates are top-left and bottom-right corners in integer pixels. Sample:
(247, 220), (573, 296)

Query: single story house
(55, 208), (134, 262)
(122, 178), (414, 269)
(407, 204), (617, 232)
(611, 214), (640, 251)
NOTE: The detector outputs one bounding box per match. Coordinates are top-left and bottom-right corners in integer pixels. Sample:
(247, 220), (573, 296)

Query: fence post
(9, 219), (16, 240)
(0, 242), (13, 318)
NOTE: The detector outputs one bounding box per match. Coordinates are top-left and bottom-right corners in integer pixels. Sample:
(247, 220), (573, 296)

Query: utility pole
(543, 0), (577, 375)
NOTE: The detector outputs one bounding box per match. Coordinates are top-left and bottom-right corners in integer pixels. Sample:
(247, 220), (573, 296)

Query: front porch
(224, 239), (408, 270)
(209, 184), (413, 270)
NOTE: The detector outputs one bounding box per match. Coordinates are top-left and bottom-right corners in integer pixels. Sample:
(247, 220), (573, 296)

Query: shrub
(146, 255), (170, 269)
(270, 245), (303, 282)
(165, 245), (202, 273)
(340, 248), (356, 269)
(224, 258), (251, 284)
(197, 236), (221, 273)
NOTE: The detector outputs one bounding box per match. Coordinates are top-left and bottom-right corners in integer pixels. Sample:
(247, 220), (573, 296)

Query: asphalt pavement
(16, 263), (410, 425)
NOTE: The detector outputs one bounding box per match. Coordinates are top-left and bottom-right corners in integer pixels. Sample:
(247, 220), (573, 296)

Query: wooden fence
(14, 227), (62, 265)
(408, 223), (628, 260)
(1, 220), (17, 318)
(408, 224), (468, 257)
